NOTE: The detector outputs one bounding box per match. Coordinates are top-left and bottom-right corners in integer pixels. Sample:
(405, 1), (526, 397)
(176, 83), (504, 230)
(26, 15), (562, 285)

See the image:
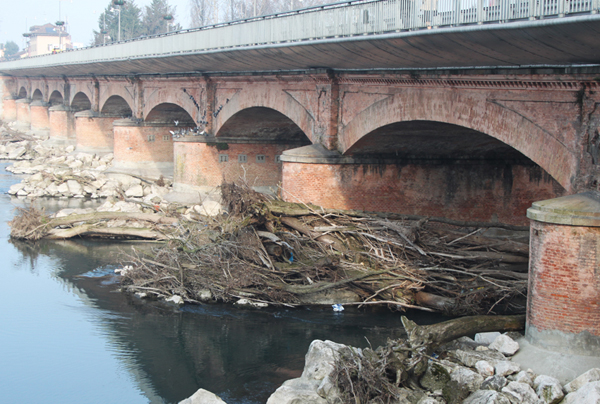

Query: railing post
(477, 0), (484, 23)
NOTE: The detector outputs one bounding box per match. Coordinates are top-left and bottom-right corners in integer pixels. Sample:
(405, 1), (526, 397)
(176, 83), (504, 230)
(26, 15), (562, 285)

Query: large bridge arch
(215, 87), (316, 143)
(70, 92), (92, 112)
(101, 95), (133, 117)
(99, 87), (135, 117)
(145, 103), (195, 125)
(340, 88), (578, 191)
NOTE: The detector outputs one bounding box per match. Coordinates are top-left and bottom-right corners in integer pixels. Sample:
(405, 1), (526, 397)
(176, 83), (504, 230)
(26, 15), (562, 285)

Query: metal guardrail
(1, 0), (598, 70)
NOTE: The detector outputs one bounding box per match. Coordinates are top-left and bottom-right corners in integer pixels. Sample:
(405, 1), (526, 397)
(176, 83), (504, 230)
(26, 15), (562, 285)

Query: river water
(0, 162), (447, 404)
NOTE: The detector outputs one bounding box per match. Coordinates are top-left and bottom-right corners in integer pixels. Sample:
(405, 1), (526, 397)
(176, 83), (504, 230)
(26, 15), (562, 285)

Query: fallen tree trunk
(402, 314), (526, 350)
(46, 226), (169, 240)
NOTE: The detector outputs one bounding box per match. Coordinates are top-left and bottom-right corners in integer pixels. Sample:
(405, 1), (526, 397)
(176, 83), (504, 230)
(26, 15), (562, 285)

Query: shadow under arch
(49, 90), (64, 106)
(71, 92), (92, 112)
(323, 119), (566, 225)
(146, 103), (195, 125)
(31, 89), (43, 102)
(17, 87), (27, 99)
(340, 91), (577, 192)
(101, 95), (133, 118)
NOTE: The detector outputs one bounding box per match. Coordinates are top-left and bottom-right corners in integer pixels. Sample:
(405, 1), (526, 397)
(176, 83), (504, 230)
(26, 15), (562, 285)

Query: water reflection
(0, 163), (448, 404)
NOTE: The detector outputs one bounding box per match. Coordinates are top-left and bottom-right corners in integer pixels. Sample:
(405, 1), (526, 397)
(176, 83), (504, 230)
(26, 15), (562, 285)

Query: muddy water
(0, 163), (447, 403)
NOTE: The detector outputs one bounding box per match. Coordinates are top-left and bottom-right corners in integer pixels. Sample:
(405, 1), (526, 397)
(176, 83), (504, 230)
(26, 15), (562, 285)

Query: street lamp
(163, 14), (173, 33)
(112, 0), (125, 42)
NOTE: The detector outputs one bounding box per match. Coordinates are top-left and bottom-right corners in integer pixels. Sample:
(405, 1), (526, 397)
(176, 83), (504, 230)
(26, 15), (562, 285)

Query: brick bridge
(2, 0), (600, 354)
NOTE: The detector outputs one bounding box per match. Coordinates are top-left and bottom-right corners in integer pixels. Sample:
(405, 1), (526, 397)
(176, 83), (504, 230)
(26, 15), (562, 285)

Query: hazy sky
(1, 0), (191, 50)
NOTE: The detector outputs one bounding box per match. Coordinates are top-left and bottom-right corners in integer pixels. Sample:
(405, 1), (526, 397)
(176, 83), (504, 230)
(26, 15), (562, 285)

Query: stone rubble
(1, 132), (223, 218)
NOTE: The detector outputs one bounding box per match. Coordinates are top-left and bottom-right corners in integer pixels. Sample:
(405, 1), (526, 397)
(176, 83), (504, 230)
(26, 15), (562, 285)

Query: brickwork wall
(282, 161), (563, 225)
(30, 105), (49, 131)
(16, 101), (31, 126)
(174, 142), (290, 187)
(3, 99), (16, 122)
(528, 220), (600, 336)
(49, 110), (71, 141)
(114, 125), (175, 164)
(75, 116), (117, 151)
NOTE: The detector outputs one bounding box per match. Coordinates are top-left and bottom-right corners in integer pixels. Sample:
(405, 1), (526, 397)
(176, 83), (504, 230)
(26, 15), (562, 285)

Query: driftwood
(402, 314), (526, 350)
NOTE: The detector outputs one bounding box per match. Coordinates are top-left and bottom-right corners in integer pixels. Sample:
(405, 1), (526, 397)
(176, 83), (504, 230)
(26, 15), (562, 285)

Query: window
(256, 155), (266, 163)
(219, 154), (229, 163)
(275, 155), (281, 163)
(147, 134), (155, 142)
(163, 134), (170, 141)
(238, 154), (248, 163)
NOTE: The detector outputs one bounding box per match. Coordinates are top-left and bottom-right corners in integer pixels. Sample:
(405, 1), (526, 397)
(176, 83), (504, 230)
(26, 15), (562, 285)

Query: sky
(1, 0), (192, 50)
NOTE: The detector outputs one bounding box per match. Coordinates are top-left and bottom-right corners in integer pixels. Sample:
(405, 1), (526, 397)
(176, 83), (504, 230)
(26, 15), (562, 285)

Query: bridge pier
(2, 97), (16, 122)
(15, 98), (31, 130)
(49, 105), (75, 145)
(30, 101), (50, 135)
(74, 110), (118, 154)
(526, 192), (600, 356)
(173, 137), (305, 194)
(112, 119), (177, 178)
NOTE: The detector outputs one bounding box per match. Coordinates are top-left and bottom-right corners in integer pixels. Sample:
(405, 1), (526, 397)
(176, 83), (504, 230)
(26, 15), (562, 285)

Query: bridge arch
(17, 87), (27, 99)
(101, 95), (133, 117)
(340, 89), (577, 191)
(215, 88), (315, 143)
(49, 90), (64, 106)
(31, 89), (43, 101)
(70, 92), (92, 112)
(216, 106), (310, 144)
(145, 103), (195, 125)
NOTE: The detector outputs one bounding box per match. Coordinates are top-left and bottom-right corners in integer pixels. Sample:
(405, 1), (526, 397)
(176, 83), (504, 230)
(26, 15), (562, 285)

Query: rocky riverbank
(181, 331), (600, 404)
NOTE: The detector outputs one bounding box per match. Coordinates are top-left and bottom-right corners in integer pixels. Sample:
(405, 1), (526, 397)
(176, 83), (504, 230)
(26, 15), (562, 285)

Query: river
(0, 161), (447, 404)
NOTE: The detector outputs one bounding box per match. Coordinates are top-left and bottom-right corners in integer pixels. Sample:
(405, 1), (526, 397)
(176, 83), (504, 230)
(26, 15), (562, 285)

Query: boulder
(481, 375), (508, 391)
(449, 349), (506, 367)
(564, 368), (600, 393)
(464, 390), (512, 404)
(267, 340), (346, 404)
(489, 334), (520, 356)
(451, 366), (484, 392)
(533, 375), (564, 404)
(66, 179), (83, 195)
(562, 380), (600, 404)
(476, 360), (495, 377)
(125, 184), (144, 198)
(179, 389), (226, 404)
(495, 361), (521, 377)
(513, 370), (534, 387)
(475, 332), (503, 346)
(501, 381), (543, 404)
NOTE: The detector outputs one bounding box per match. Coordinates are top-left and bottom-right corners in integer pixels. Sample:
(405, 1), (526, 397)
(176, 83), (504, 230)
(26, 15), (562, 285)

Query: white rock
(464, 390), (512, 404)
(534, 375), (564, 404)
(166, 295), (184, 305)
(501, 381), (543, 404)
(65, 145), (75, 153)
(8, 183), (25, 195)
(196, 290), (213, 301)
(476, 360), (496, 377)
(45, 182), (59, 196)
(451, 366), (485, 392)
(267, 378), (328, 404)
(514, 370), (534, 387)
(562, 380), (600, 404)
(7, 146), (26, 159)
(68, 160), (84, 169)
(475, 332), (502, 345)
(489, 334), (520, 356)
(565, 369), (600, 393)
(125, 184), (144, 198)
(234, 298), (268, 308)
(178, 388), (228, 404)
(197, 200), (222, 217)
(66, 179), (83, 195)
(56, 182), (70, 195)
(495, 361), (521, 377)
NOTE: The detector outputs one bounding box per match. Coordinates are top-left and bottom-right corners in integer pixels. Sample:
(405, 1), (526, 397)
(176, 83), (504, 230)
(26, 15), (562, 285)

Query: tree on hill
(141, 0), (182, 36)
(91, 0), (143, 45)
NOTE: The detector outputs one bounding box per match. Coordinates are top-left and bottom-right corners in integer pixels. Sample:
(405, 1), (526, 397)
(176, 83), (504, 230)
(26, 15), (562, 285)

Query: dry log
(431, 228), (529, 255)
(402, 314), (526, 350)
(46, 226), (169, 240)
(48, 212), (179, 227)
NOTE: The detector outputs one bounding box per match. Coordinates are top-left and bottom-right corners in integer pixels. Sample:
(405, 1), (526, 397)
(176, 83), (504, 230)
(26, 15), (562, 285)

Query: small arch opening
(146, 103), (194, 126)
(49, 90), (64, 106)
(71, 92), (92, 112)
(101, 95), (133, 117)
